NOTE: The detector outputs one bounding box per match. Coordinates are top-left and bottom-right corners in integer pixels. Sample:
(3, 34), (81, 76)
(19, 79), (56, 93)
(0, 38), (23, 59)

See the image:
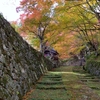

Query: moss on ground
(23, 72), (70, 100)
(23, 66), (100, 100)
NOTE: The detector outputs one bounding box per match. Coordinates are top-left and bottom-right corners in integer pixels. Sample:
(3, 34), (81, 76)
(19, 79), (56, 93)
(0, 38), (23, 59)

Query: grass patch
(23, 66), (100, 100)
(28, 89), (70, 100)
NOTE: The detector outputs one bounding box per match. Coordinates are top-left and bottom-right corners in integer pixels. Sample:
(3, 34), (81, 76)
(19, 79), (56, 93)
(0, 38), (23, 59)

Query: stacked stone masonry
(86, 60), (100, 77)
(0, 16), (54, 100)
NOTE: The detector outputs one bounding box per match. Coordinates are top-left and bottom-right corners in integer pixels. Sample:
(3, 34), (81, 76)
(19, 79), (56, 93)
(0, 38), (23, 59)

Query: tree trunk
(40, 39), (44, 53)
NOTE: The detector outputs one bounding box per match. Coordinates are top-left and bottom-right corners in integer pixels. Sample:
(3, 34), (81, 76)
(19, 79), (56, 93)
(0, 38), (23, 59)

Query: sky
(0, 0), (21, 21)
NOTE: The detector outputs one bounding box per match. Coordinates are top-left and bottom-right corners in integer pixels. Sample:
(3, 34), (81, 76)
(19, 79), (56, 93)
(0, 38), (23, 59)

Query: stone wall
(0, 16), (54, 100)
(85, 60), (100, 77)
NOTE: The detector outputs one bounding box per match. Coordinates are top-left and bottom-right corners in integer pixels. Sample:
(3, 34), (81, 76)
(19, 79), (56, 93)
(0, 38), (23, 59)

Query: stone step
(37, 81), (63, 85)
(36, 86), (66, 90)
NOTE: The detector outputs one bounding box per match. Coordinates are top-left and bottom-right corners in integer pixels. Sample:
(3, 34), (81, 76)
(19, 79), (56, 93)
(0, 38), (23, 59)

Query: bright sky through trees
(0, 0), (21, 21)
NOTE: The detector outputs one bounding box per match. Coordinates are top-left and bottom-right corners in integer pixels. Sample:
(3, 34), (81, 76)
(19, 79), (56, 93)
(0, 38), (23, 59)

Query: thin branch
(65, 2), (87, 11)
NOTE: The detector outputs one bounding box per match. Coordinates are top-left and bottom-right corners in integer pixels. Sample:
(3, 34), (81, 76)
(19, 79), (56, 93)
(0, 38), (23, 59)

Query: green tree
(17, 0), (55, 52)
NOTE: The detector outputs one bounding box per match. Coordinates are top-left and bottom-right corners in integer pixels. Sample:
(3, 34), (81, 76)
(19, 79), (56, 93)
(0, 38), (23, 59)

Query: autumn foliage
(16, 0), (100, 59)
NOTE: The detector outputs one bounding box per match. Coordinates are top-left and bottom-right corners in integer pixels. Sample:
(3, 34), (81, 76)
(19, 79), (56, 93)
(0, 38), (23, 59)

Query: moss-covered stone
(85, 60), (100, 77)
(0, 16), (54, 100)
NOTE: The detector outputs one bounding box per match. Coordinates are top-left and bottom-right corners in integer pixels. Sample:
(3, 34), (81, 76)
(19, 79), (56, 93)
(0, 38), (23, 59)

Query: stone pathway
(23, 66), (100, 100)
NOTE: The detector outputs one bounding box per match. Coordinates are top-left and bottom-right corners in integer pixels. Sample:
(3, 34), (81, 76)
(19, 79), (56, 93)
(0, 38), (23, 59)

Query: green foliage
(17, 0), (100, 58)
(0, 13), (4, 18)
(31, 38), (40, 48)
(86, 47), (100, 60)
(86, 53), (97, 60)
(74, 45), (85, 54)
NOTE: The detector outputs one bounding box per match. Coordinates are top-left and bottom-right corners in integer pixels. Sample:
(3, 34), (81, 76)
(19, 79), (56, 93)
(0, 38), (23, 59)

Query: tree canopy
(16, 0), (100, 59)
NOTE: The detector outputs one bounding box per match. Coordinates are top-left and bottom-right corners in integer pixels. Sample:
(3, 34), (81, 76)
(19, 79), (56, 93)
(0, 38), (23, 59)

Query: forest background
(8, 0), (100, 59)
